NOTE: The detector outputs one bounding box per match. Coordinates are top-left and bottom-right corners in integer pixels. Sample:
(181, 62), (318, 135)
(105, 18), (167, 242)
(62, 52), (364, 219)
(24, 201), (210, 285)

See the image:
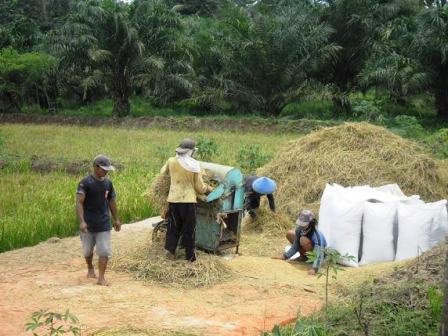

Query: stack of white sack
(318, 183), (448, 267)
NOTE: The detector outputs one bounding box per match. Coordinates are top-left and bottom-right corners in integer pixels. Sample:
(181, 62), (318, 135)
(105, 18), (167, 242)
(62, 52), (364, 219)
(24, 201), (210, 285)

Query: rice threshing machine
(151, 161), (245, 253)
(195, 161), (245, 253)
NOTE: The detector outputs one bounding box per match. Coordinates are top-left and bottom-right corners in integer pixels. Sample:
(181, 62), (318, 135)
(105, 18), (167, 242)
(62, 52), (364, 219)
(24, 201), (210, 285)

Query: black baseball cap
(93, 154), (115, 171)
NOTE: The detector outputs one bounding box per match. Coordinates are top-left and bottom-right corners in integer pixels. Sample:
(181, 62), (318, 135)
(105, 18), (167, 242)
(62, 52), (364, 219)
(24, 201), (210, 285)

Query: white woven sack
(359, 201), (396, 265)
(329, 196), (364, 267)
(426, 200), (448, 248)
(395, 202), (434, 261)
(318, 184), (337, 245)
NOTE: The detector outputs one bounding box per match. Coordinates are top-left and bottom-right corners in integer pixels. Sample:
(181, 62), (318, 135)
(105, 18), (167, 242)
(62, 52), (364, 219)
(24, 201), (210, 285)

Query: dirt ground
(0, 217), (397, 336)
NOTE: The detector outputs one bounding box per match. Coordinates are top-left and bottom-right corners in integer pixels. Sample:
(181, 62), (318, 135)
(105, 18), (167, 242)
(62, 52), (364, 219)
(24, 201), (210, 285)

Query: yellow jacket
(161, 157), (210, 203)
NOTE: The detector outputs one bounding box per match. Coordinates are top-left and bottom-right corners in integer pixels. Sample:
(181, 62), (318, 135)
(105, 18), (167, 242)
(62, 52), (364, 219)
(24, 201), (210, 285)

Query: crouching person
(274, 210), (327, 275)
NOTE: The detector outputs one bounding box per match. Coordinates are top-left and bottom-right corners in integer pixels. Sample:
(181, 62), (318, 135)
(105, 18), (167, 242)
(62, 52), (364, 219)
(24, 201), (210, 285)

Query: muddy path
(0, 113), (336, 134)
(0, 217), (394, 336)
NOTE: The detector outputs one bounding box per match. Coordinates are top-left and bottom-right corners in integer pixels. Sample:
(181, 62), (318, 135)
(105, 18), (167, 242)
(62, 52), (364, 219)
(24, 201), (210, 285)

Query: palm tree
(193, 2), (339, 117)
(412, 3), (448, 118)
(360, 2), (448, 118)
(359, 50), (429, 105)
(318, 0), (417, 111)
(51, 0), (188, 116)
(358, 13), (429, 104)
(130, 0), (193, 106)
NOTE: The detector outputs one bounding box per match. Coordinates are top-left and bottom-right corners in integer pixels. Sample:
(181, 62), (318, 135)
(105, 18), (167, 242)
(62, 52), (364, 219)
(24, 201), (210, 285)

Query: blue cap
(252, 177), (277, 194)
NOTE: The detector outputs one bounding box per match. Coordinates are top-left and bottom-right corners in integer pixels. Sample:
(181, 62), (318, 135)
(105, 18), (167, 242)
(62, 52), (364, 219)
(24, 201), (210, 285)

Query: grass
(0, 123), (294, 252)
(264, 243), (446, 336)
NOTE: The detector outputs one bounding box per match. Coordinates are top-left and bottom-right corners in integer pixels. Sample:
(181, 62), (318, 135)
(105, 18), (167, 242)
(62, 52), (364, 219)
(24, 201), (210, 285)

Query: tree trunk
(332, 94), (352, 116)
(440, 244), (448, 336)
(40, 0), (49, 29)
(264, 96), (284, 117)
(112, 96), (130, 117)
(435, 88), (448, 120)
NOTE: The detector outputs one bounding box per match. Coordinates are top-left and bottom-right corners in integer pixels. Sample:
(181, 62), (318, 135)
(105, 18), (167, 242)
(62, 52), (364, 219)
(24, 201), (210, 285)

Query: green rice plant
(153, 145), (172, 168)
(0, 124), (290, 168)
(0, 124), (293, 251)
(0, 172), (81, 252)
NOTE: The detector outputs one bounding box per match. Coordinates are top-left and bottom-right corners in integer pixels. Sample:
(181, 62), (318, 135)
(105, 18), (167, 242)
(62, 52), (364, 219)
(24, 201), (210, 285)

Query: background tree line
(0, 0), (447, 119)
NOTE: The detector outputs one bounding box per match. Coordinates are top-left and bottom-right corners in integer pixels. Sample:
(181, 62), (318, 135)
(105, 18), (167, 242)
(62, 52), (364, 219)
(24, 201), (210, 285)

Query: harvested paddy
(258, 122), (448, 218)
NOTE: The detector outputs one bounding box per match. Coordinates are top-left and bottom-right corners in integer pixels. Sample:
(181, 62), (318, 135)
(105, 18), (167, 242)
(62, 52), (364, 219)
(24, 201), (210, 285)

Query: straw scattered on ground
(257, 122), (448, 218)
(112, 234), (233, 288)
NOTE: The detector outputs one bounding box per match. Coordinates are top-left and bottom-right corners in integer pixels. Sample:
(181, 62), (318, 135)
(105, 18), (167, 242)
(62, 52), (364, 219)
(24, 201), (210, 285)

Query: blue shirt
(284, 227), (327, 271)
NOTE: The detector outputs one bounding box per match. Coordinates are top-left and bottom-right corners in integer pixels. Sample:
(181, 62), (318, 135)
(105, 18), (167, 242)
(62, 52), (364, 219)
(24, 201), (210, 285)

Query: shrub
(280, 100), (334, 120)
(351, 99), (385, 124)
(236, 144), (271, 174)
(196, 136), (219, 161)
(0, 48), (55, 112)
(391, 115), (426, 139)
(25, 309), (81, 335)
(263, 320), (325, 336)
(424, 128), (448, 159)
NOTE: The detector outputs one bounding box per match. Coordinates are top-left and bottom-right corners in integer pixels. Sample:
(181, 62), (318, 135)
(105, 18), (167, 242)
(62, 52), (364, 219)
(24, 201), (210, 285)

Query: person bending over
(244, 176), (276, 219)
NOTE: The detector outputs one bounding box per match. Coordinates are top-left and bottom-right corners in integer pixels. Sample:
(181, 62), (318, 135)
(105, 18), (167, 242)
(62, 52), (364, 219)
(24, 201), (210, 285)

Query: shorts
(80, 230), (112, 257)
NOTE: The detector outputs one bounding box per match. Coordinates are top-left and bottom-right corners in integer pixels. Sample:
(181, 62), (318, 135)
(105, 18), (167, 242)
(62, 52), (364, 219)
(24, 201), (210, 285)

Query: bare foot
(96, 278), (110, 286)
(87, 268), (97, 279)
(307, 269), (317, 276)
(166, 252), (176, 261)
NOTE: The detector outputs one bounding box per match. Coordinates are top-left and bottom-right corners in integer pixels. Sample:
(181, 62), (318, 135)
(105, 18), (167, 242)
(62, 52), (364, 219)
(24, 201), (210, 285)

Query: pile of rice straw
(257, 122), (448, 220)
(112, 236), (232, 288)
(242, 206), (291, 235)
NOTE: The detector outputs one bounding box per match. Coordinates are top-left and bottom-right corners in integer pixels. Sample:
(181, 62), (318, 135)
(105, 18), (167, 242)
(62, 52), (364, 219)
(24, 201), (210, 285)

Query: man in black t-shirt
(76, 155), (121, 286)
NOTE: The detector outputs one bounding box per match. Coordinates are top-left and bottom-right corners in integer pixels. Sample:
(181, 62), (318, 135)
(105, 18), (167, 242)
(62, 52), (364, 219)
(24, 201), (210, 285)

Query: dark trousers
(165, 203), (197, 262)
(245, 194), (260, 219)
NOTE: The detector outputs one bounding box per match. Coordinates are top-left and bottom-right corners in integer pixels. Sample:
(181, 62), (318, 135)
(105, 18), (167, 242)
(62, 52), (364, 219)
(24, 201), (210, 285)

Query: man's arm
(194, 172), (212, 195)
(283, 237), (299, 260)
(76, 193), (88, 233)
(109, 198), (121, 232)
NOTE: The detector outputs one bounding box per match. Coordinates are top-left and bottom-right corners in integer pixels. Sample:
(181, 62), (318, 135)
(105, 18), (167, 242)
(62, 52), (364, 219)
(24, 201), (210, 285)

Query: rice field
(0, 123), (295, 252)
